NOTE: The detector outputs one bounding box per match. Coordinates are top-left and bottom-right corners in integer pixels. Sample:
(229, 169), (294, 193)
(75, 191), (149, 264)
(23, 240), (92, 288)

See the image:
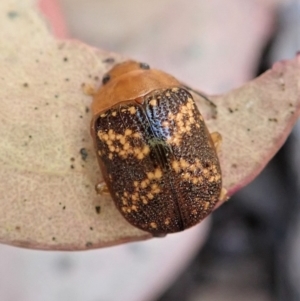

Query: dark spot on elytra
(52, 237), (56, 241)
(80, 148), (88, 161)
(232, 163), (237, 168)
(15, 226), (21, 231)
(29, 135), (32, 139)
(228, 108), (234, 113)
(86, 242), (93, 248)
(89, 227), (93, 231)
(247, 128), (250, 132)
(70, 164), (74, 169)
(55, 94), (59, 98)
(62, 206), (66, 210)
(85, 107), (90, 113)
(70, 157), (75, 162)
(23, 83), (28, 87)
(65, 78), (69, 82)
(102, 57), (115, 64)
(95, 206), (101, 214)
(63, 57), (68, 62)
(94, 76), (99, 81)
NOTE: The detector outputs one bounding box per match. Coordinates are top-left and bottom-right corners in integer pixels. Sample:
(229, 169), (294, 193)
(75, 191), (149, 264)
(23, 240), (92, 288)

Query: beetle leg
(82, 83), (97, 96)
(210, 132), (222, 152)
(219, 188), (229, 202)
(95, 182), (110, 195)
(181, 85), (217, 118)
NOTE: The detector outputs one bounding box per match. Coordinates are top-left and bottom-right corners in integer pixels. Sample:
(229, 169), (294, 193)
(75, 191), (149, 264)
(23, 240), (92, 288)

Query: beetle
(90, 60), (223, 235)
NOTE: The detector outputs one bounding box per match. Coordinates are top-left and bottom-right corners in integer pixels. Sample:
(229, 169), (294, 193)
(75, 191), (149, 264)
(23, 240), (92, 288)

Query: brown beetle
(91, 61), (223, 235)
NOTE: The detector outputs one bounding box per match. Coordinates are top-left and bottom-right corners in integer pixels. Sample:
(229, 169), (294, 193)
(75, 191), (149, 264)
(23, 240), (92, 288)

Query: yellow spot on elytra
(127, 208), (132, 213)
(191, 209), (197, 215)
(165, 218), (171, 225)
(133, 132), (141, 138)
(125, 129), (132, 136)
(112, 111), (117, 117)
(149, 99), (157, 106)
(180, 158), (189, 169)
(141, 181), (147, 189)
(128, 106), (136, 114)
(154, 168), (162, 179)
(100, 113), (107, 118)
(150, 222), (157, 229)
(132, 205), (138, 211)
(142, 145), (150, 155)
(108, 154), (113, 160)
(203, 169), (209, 175)
(162, 121), (169, 128)
(172, 160), (180, 173)
(134, 181), (138, 187)
(209, 176), (215, 182)
(203, 202), (210, 210)
(147, 172), (154, 180)
(183, 173), (190, 180)
(120, 136), (126, 145)
(123, 143), (130, 150)
(147, 193), (154, 200)
(122, 207), (127, 212)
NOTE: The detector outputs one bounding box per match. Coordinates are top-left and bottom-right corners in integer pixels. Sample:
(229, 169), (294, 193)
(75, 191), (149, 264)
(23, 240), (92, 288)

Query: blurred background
(1, 0), (300, 300)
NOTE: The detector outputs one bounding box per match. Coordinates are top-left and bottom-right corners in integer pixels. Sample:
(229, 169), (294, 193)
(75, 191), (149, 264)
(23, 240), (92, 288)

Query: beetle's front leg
(95, 182), (110, 195)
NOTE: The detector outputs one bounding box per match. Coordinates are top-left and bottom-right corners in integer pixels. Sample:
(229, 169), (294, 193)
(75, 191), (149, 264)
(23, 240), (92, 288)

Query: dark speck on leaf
(85, 107), (90, 113)
(80, 148), (88, 161)
(23, 83), (29, 87)
(70, 164), (74, 169)
(95, 206), (101, 214)
(52, 237), (56, 241)
(62, 206), (66, 210)
(102, 57), (115, 64)
(65, 78), (69, 82)
(86, 242), (93, 248)
(90, 227), (93, 231)
(228, 108), (234, 113)
(7, 11), (18, 19)
(70, 157), (75, 162)
(63, 57), (68, 62)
